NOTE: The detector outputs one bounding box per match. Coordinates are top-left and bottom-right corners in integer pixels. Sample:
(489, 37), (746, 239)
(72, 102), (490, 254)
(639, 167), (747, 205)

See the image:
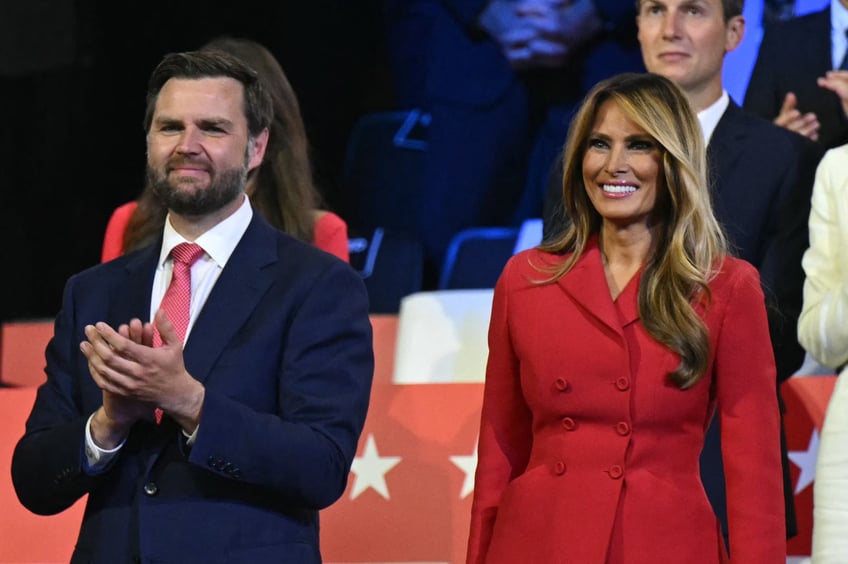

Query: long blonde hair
(540, 72), (728, 388)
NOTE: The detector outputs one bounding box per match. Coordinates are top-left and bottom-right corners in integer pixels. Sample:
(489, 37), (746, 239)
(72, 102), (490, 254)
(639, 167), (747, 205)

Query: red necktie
(153, 242), (205, 423)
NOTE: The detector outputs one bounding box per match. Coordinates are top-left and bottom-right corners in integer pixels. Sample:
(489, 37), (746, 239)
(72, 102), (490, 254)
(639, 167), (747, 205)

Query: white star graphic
(788, 429), (820, 494)
(349, 434), (401, 500)
(450, 440), (478, 499)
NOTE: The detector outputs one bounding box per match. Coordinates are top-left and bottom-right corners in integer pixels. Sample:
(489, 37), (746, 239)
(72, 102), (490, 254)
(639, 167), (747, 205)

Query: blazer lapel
(615, 266), (641, 328)
(182, 215), (278, 384)
(556, 238), (626, 338)
(108, 245), (159, 325)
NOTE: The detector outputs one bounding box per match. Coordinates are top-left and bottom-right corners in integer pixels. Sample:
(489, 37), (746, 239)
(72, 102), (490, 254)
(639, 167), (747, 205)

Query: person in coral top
(466, 73), (786, 563)
(101, 36), (349, 264)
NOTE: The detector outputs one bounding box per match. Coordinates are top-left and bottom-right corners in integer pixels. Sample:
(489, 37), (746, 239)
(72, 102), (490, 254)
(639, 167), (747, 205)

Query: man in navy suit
(744, 0), (848, 151)
(11, 50), (374, 563)
(545, 0), (820, 543)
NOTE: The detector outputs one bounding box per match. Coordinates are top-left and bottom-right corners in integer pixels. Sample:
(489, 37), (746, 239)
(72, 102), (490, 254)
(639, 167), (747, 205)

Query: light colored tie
(153, 242), (205, 423)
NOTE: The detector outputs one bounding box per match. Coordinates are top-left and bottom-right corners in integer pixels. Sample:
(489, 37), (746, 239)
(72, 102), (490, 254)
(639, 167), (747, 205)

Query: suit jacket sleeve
(811, 370), (848, 562)
(800, 148), (848, 561)
(715, 261), (786, 561)
(760, 132), (820, 381)
(12, 245), (374, 515)
(798, 146), (848, 369)
(11, 273), (108, 515)
(466, 258), (533, 564)
(186, 257), (373, 509)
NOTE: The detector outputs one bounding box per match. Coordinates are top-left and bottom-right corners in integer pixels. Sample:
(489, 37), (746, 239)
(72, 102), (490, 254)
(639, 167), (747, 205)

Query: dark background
(1, 0), (395, 321)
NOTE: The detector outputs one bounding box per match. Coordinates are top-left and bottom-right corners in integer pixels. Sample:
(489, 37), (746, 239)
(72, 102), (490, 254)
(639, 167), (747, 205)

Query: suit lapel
(182, 215), (278, 384)
(109, 245), (159, 324)
(555, 238), (638, 338)
(707, 101), (746, 202)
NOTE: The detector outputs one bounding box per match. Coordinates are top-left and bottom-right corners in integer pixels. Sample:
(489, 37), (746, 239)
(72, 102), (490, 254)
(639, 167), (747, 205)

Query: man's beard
(148, 161), (248, 216)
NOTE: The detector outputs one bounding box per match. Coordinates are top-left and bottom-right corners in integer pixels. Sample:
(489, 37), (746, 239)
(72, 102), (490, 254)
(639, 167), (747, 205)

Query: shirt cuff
(84, 411), (126, 472)
(182, 424), (199, 447)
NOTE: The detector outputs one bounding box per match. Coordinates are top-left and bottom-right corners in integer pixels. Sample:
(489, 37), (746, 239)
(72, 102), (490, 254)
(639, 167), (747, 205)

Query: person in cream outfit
(798, 142), (848, 562)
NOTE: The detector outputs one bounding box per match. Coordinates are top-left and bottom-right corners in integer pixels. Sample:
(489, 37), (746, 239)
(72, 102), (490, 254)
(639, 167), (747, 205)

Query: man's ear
(247, 128), (270, 171)
(725, 15), (745, 53)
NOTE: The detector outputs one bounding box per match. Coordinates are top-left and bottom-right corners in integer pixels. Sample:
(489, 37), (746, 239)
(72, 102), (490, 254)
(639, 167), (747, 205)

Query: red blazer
(100, 201), (350, 263)
(466, 238), (785, 564)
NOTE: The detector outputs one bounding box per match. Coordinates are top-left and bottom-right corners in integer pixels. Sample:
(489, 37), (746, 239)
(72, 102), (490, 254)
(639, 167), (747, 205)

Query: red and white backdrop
(320, 316), (836, 564)
(0, 315), (837, 563)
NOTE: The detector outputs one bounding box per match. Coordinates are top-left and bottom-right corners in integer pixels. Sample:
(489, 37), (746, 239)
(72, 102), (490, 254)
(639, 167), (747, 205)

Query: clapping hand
(818, 70), (848, 122)
(773, 92), (820, 141)
(81, 311), (204, 447)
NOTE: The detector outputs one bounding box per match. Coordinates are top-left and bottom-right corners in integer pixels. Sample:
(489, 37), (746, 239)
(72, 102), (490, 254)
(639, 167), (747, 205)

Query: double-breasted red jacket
(466, 238), (786, 564)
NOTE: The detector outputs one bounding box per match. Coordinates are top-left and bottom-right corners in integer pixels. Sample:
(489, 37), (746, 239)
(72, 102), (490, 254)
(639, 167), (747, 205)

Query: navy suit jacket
(744, 6), (848, 151)
(11, 213), (374, 564)
(708, 101), (820, 382)
(703, 101), (819, 541)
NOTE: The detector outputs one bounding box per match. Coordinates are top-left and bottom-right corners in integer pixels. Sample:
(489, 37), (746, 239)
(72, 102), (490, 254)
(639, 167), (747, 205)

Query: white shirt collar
(832, 0), (848, 68)
(697, 91), (730, 145)
(159, 194), (253, 268)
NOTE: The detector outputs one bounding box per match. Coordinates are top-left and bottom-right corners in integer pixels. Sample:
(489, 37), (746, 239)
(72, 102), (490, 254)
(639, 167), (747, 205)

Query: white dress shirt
(831, 0), (848, 69)
(85, 196), (253, 470)
(696, 90), (730, 145)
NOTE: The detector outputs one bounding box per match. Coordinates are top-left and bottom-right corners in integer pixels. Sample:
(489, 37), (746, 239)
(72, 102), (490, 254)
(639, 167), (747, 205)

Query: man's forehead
(158, 76), (244, 99)
(154, 77), (246, 119)
(640, 0), (718, 8)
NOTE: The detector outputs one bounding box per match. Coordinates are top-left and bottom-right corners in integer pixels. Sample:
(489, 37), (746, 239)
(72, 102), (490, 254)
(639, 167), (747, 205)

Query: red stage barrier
(0, 317), (837, 563)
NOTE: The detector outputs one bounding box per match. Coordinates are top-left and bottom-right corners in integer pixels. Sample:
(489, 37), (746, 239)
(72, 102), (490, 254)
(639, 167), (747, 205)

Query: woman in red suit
(101, 36), (349, 263)
(466, 73), (786, 563)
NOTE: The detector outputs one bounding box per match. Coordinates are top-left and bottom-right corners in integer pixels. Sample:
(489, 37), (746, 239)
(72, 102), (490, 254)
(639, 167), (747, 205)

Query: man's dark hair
(142, 50), (273, 137)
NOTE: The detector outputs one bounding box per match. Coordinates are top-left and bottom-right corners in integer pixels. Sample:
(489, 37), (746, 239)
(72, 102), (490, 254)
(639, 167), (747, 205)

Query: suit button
(608, 465), (623, 479)
(615, 422), (631, 436)
(143, 482), (159, 496)
(554, 377), (570, 392)
(554, 461), (566, 475)
(615, 377), (630, 391)
(561, 417), (576, 431)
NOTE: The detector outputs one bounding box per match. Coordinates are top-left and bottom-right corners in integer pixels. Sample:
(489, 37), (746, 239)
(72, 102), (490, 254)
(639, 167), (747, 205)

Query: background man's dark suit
(744, 6), (848, 151)
(544, 99), (820, 540)
(11, 213), (374, 563)
(700, 101), (820, 541)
